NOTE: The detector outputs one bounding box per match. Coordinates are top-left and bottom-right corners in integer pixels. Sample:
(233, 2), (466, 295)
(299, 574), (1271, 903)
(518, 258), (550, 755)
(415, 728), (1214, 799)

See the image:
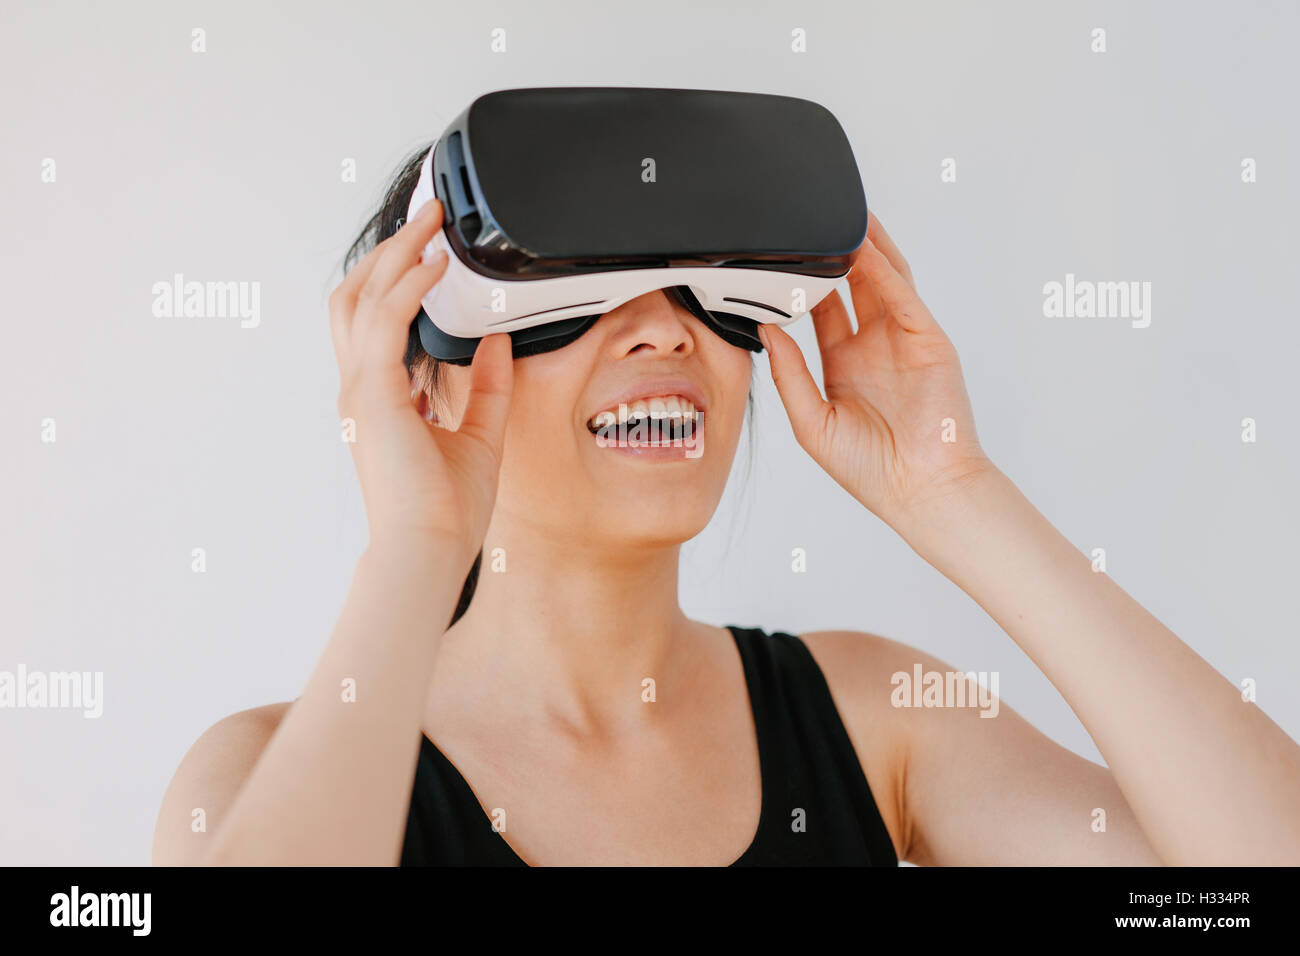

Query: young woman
(153, 147), (1300, 866)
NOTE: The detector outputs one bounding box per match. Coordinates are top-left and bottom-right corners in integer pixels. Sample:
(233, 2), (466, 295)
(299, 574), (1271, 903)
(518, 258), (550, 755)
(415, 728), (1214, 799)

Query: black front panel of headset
(444, 87), (865, 279)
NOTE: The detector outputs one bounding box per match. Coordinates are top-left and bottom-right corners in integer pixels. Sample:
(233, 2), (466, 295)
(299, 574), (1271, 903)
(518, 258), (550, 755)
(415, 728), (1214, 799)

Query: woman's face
(435, 289), (753, 550)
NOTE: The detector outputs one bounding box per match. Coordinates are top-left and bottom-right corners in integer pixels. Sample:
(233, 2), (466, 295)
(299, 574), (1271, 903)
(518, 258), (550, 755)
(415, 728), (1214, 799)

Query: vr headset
(406, 87), (867, 364)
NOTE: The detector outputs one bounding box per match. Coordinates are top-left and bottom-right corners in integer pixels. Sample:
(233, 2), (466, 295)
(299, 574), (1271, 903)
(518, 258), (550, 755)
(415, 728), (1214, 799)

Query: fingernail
(757, 325), (770, 350)
(416, 199), (439, 219)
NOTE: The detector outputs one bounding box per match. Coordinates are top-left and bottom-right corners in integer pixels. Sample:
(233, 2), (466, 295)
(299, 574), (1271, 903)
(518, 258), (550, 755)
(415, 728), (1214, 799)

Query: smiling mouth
(585, 395), (702, 444)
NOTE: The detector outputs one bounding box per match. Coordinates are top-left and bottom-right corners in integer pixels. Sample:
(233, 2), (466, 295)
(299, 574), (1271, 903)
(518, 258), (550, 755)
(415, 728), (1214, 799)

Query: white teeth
(587, 395), (703, 429)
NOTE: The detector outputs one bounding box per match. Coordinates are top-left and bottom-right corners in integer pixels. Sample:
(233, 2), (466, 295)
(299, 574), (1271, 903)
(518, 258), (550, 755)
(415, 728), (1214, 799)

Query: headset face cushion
(415, 287), (763, 366)
(416, 310), (600, 365)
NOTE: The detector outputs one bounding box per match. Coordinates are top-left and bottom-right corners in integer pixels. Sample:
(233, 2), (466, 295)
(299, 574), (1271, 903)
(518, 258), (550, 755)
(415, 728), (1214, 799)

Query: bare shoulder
(152, 701), (294, 865)
(795, 629), (958, 860)
(798, 629), (951, 699)
(797, 627), (990, 760)
(799, 630), (1161, 866)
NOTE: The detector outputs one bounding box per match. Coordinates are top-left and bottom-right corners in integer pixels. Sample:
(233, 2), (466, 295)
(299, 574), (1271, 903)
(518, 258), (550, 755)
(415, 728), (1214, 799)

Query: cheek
(494, 367), (588, 503)
(710, 346), (755, 437)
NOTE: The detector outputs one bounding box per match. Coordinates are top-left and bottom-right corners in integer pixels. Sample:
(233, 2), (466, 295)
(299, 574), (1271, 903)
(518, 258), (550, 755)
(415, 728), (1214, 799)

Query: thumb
(759, 324), (831, 452)
(456, 333), (514, 456)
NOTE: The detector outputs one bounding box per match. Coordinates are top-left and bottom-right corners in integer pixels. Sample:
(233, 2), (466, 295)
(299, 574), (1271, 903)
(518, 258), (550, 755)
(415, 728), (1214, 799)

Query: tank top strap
(726, 625), (898, 866)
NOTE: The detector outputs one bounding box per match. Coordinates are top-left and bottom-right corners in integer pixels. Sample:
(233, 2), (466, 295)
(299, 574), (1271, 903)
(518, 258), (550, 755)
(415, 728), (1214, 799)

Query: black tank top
(400, 625), (898, 866)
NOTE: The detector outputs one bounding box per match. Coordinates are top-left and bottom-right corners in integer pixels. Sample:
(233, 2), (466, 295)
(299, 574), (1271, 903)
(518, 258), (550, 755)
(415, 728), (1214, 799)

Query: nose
(602, 289), (697, 358)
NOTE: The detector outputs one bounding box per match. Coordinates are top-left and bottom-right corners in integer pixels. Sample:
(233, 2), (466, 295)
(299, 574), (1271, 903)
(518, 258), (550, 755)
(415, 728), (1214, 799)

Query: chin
(587, 501), (718, 550)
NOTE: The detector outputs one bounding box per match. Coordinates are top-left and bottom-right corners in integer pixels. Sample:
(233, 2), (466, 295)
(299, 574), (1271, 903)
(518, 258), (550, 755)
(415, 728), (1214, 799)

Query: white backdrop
(2, 0), (1297, 864)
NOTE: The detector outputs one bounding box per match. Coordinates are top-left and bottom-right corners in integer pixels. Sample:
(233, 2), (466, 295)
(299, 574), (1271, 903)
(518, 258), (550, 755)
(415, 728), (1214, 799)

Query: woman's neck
(438, 523), (706, 736)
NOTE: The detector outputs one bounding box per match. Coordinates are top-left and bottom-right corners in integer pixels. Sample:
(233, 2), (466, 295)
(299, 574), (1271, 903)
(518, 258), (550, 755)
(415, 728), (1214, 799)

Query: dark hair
(341, 144), (756, 628)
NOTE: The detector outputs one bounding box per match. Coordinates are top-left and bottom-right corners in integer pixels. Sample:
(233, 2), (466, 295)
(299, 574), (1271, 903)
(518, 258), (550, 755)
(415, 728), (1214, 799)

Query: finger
(329, 240), (389, 365)
(333, 216), (407, 313)
(809, 288), (863, 375)
(844, 260), (889, 337)
(758, 323), (832, 453)
(329, 294), (351, 379)
(355, 199), (445, 319)
(330, 202), (436, 363)
(455, 333), (514, 455)
(810, 288), (854, 351)
(368, 250), (450, 361)
(865, 211), (915, 289)
(853, 237), (938, 335)
(335, 236), (387, 305)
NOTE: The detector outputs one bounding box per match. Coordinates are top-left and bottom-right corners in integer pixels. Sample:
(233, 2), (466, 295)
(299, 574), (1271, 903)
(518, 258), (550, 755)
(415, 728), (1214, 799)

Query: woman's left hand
(759, 212), (996, 536)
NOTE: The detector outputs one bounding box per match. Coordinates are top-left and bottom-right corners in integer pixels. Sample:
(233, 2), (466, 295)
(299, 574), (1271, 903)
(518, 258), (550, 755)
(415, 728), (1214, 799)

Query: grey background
(2, 0), (1297, 865)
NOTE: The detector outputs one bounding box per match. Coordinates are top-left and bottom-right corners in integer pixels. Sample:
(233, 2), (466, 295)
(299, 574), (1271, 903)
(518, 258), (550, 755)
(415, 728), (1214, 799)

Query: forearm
(897, 466), (1300, 864)
(203, 537), (465, 865)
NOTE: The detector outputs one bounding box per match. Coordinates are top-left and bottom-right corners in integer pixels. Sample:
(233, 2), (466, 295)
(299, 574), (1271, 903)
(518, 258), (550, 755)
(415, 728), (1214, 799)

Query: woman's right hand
(329, 199), (514, 569)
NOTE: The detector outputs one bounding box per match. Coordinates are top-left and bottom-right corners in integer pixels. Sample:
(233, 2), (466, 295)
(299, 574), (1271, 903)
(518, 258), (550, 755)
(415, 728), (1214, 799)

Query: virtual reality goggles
(406, 86), (867, 364)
